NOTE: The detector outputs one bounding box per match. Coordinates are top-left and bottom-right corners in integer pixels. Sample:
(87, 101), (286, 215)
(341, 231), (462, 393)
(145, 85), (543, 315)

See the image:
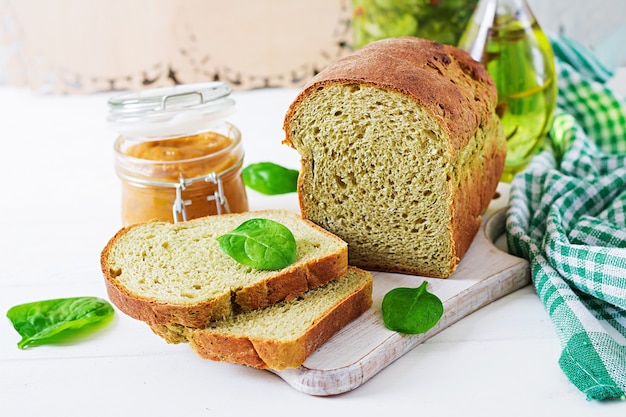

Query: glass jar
(108, 82), (249, 226)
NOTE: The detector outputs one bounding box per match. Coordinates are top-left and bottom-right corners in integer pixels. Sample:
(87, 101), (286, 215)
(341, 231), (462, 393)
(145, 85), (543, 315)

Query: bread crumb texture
(292, 86), (453, 275)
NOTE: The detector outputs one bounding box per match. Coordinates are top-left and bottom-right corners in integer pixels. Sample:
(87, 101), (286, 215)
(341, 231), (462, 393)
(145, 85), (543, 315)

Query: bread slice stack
(151, 267), (372, 370)
(101, 209), (372, 370)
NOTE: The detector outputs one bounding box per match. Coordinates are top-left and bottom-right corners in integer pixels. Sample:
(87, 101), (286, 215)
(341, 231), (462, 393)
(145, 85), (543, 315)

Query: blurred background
(529, 0), (626, 69)
(0, 0), (624, 93)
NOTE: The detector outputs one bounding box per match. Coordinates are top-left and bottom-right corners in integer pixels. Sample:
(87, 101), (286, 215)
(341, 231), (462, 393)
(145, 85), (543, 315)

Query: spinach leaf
(242, 162), (299, 195)
(381, 281), (443, 334)
(217, 218), (297, 270)
(6, 296), (114, 349)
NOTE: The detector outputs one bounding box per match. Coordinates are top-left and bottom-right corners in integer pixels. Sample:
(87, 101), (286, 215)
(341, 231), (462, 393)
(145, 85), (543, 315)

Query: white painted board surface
(275, 186), (531, 395)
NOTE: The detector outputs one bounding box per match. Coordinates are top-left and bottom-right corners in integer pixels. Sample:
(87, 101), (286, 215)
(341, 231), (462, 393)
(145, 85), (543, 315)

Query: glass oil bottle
(458, 0), (557, 182)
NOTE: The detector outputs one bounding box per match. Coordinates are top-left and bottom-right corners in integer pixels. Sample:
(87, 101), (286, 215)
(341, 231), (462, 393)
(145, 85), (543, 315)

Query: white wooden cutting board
(273, 184), (531, 396)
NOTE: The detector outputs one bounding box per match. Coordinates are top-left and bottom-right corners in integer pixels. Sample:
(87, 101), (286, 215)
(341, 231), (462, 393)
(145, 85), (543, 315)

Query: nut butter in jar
(108, 82), (249, 226)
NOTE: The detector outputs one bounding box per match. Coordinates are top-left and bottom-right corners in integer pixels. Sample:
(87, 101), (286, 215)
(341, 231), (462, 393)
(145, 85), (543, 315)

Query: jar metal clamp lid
(108, 82), (243, 223)
(107, 81), (236, 140)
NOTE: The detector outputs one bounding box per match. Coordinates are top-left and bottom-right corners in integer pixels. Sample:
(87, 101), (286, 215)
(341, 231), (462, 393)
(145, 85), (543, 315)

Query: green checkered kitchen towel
(506, 34), (626, 401)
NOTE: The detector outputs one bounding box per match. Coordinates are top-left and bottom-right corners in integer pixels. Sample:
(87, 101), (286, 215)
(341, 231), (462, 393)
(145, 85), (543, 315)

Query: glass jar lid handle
(160, 91), (204, 111)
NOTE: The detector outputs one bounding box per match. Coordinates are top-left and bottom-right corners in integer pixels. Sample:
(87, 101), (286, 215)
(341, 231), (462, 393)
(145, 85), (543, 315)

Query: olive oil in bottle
(458, 0), (557, 182)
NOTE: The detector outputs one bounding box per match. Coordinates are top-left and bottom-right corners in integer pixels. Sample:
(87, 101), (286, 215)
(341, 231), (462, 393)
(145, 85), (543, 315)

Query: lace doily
(1, 0), (353, 94)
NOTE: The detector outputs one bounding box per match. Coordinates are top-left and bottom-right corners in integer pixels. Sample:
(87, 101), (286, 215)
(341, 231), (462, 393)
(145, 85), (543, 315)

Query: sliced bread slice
(101, 209), (348, 328)
(151, 266), (373, 370)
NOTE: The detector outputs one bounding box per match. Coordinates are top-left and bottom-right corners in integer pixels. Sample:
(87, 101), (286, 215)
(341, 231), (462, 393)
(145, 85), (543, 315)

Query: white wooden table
(1, 85), (624, 416)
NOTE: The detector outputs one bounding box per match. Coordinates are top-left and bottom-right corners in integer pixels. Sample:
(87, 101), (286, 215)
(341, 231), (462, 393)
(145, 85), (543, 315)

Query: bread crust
(283, 37), (498, 158)
(101, 210), (349, 328)
(186, 273), (373, 370)
(450, 118), (506, 266)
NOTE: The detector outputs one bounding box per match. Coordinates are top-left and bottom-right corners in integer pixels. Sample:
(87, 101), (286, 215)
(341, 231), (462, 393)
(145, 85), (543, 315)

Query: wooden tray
(273, 205), (531, 396)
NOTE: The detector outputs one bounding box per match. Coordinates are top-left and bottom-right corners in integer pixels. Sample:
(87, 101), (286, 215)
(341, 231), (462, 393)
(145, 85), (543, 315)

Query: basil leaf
(6, 296), (114, 349)
(242, 162), (299, 195)
(217, 218), (297, 270)
(381, 282), (443, 334)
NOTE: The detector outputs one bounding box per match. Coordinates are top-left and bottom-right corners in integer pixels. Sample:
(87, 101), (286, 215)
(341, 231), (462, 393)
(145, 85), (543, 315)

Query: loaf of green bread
(283, 37), (506, 278)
